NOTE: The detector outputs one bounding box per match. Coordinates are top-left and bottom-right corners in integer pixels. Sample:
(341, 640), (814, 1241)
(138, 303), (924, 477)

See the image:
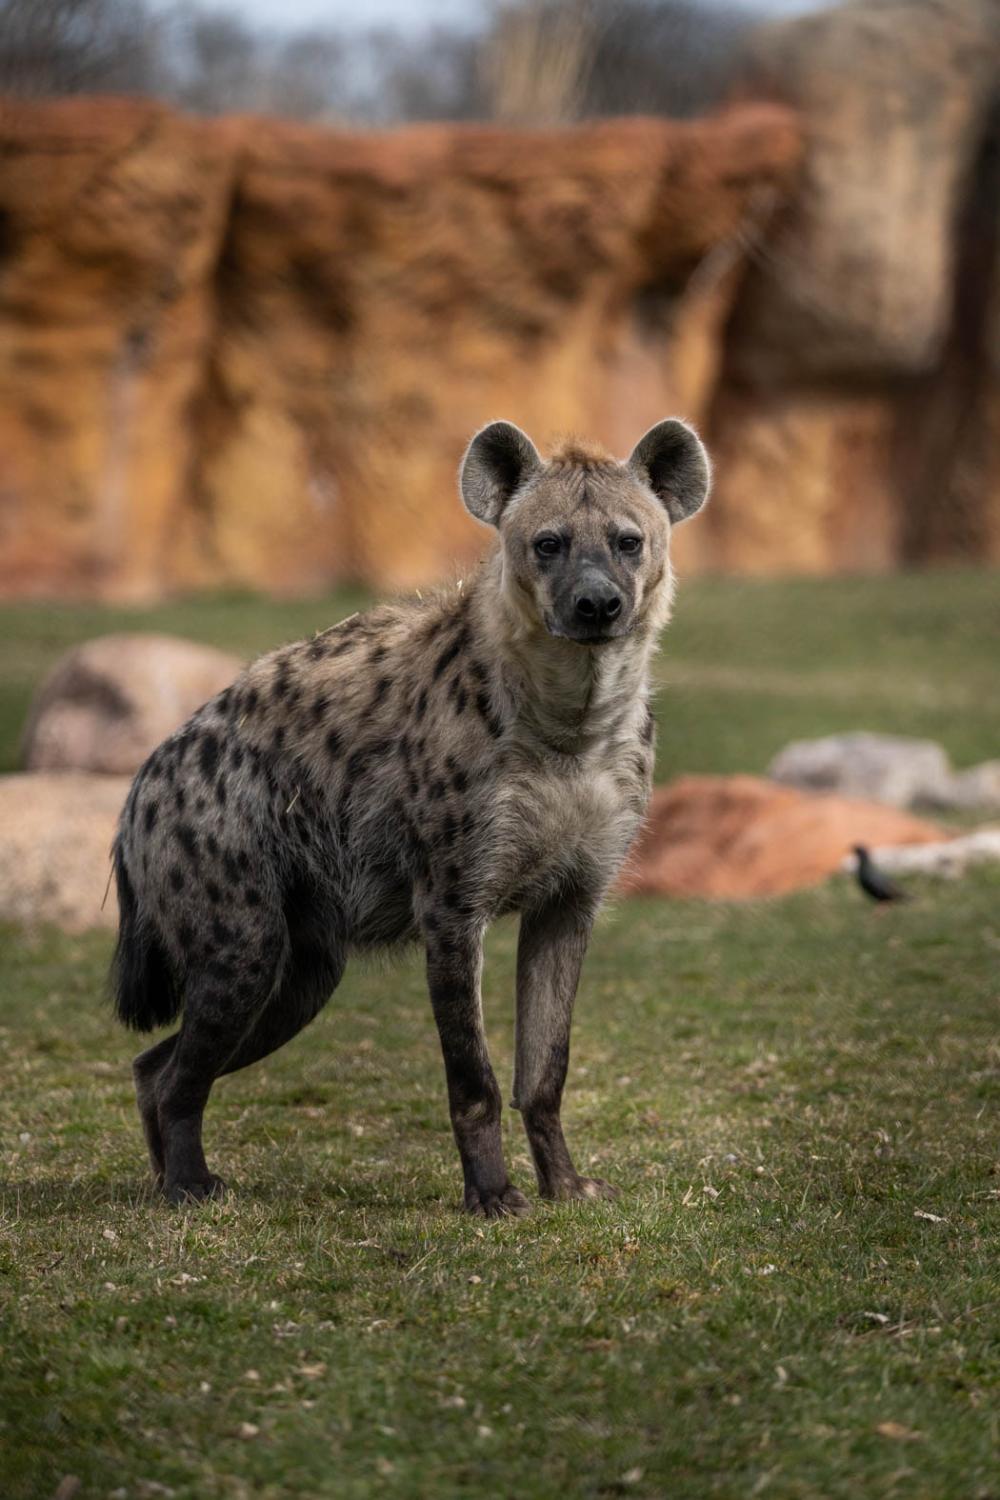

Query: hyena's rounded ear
(627, 419), (711, 524)
(459, 421), (542, 527)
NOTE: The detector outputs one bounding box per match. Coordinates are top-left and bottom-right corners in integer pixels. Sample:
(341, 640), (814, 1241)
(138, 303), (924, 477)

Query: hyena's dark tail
(110, 839), (182, 1032)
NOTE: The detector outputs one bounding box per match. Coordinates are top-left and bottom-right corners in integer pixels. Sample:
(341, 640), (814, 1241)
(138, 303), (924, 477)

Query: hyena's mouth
(543, 615), (634, 647)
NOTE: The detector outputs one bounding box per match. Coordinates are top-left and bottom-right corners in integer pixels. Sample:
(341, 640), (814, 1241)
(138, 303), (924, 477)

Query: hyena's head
(459, 419), (710, 645)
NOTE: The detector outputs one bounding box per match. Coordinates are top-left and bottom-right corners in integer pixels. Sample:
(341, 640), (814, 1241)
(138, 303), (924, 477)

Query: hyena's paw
(463, 1183), (533, 1219)
(163, 1173), (227, 1206)
(545, 1175), (619, 1203)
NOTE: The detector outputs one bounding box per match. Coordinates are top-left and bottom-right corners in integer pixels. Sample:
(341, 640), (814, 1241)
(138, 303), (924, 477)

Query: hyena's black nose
(575, 585), (622, 624)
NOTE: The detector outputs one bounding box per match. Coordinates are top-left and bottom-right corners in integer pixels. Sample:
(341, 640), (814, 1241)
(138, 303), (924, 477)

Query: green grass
(1, 571), (999, 1498)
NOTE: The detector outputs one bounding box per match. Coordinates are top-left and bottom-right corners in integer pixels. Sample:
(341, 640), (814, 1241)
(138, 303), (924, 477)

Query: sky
(173, 0), (826, 34)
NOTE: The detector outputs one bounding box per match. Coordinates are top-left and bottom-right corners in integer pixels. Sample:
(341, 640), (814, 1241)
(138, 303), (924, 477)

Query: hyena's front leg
(514, 898), (618, 1202)
(425, 925), (531, 1218)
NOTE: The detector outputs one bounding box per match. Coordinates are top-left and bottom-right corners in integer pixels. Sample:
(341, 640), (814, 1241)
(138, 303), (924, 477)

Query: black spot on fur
(206, 832), (219, 857)
(178, 919), (195, 948)
(230, 744), (244, 770)
(199, 731), (221, 780)
(454, 684), (468, 714)
(212, 917), (235, 945)
(415, 688), (428, 721)
(441, 812), (458, 847)
(175, 785), (186, 813)
(144, 801), (159, 833)
(215, 777), (227, 807)
(244, 885), (262, 907)
(474, 691), (504, 739)
(273, 659), (292, 701)
(312, 692), (329, 723)
(371, 675), (391, 709)
(273, 726), (285, 753)
(370, 643), (388, 665)
(206, 879), (222, 903)
(642, 704), (656, 745)
(168, 866), (184, 893)
(433, 628), (469, 681)
(326, 727), (342, 758)
(222, 851), (241, 884)
(429, 778), (446, 801)
(243, 687), (259, 716)
(346, 740), (390, 780)
(468, 659), (488, 684)
(176, 822), (199, 863)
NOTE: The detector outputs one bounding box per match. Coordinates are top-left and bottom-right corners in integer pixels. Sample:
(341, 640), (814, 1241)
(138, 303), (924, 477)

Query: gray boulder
(767, 732), (953, 809)
(21, 634), (242, 775)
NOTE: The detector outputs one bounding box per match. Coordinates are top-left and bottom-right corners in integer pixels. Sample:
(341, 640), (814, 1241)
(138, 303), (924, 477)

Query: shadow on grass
(0, 1170), (449, 1218)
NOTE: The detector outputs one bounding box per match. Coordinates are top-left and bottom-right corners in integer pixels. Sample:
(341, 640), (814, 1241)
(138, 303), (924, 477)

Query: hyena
(111, 418), (709, 1214)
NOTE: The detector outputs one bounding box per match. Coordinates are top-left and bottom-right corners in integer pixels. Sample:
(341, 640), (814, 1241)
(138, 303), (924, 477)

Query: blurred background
(0, 0), (997, 601)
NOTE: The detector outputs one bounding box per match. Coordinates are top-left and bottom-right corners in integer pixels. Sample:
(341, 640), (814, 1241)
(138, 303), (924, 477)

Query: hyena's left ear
(627, 419), (711, 524)
(460, 421), (542, 527)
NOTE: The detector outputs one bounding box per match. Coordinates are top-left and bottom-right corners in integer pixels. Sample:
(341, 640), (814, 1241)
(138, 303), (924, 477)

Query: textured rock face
(0, 98), (235, 601)
(1, 0), (997, 600)
(0, 773), (129, 931)
(622, 775), (944, 899)
(21, 635), (243, 774)
(710, 0), (1000, 571)
(0, 99), (800, 598)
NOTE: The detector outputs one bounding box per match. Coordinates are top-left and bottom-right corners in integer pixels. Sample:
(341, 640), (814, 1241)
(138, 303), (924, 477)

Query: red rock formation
(622, 775), (944, 899)
(0, 97), (800, 598)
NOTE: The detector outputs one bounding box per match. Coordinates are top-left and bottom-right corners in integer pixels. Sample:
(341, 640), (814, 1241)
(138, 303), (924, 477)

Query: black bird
(852, 844), (909, 903)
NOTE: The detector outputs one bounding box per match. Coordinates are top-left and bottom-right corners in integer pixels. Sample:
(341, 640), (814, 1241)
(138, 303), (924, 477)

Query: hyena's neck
(466, 558), (658, 756)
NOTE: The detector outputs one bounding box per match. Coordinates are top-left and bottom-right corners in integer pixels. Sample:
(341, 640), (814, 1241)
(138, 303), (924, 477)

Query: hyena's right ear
(460, 421), (542, 527)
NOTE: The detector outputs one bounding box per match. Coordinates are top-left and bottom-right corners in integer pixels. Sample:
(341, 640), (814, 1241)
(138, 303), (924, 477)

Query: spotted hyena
(111, 419), (710, 1213)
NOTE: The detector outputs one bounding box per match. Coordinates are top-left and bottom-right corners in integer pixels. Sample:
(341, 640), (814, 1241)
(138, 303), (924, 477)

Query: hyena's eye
(618, 534), (643, 555)
(534, 534), (562, 559)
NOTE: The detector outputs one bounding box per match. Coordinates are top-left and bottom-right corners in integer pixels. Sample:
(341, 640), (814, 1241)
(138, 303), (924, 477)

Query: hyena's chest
(488, 756), (646, 913)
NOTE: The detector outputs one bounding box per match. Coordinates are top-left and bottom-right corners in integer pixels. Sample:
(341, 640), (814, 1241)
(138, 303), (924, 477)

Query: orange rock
(621, 775), (944, 900)
(0, 97), (801, 599)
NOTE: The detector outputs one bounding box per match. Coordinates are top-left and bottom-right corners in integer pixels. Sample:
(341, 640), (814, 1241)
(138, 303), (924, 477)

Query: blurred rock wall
(0, 0), (997, 599)
(708, 0), (1000, 571)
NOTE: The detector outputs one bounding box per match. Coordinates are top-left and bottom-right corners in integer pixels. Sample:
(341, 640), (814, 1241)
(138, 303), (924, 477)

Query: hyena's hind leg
(149, 914), (345, 1203)
(133, 1033), (178, 1183)
(150, 914), (290, 1203)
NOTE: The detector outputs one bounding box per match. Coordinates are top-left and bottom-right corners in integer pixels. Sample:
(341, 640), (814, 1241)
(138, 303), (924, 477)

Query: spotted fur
(111, 418), (710, 1212)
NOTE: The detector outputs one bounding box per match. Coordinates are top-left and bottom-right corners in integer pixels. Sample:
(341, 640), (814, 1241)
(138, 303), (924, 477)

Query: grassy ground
(1, 571), (999, 1499)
